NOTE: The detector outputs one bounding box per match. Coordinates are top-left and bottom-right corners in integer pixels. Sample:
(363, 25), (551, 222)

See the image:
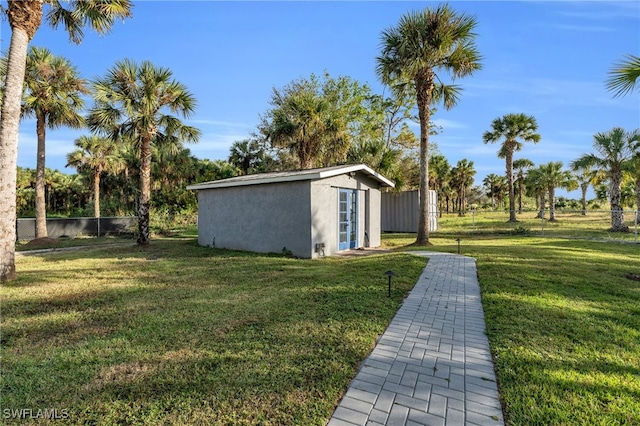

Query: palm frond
(431, 83), (461, 110)
(606, 54), (640, 98)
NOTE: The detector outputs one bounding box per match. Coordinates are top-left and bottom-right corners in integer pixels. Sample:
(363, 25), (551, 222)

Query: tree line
(1, 1), (638, 282)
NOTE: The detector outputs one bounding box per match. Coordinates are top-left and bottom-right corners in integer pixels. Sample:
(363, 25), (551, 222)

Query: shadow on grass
(2, 240), (427, 424)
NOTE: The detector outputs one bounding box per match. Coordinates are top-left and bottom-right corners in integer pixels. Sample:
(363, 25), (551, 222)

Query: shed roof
(186, 164), (395, 190)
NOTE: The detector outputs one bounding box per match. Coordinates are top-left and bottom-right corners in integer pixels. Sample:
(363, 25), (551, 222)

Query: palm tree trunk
(517, 178), (524, 214)
(505, 147), (517, 222)
(609, 169), (628, 232)
(580, 183), (588, 216)
(1, 2), (42, 281)
(548, 186), (556, 221)
(137, 138), (152, 245)
(35, 112), (48, 238)
(93, 169), (101, 218)
(635, 175), (640, 226)
(537, 191), (546, 219)
(415, 73), (433, 245)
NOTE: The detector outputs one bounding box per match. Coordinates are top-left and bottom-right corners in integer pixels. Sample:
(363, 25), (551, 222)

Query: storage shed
(186, 164), (394, 258)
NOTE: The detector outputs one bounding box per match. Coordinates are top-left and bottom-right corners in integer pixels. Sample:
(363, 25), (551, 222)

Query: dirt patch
(86, 362), (155, 392)
(24, 237), (59, 248)
(625, 273), (640, 282)
(333, 247), (393, 258)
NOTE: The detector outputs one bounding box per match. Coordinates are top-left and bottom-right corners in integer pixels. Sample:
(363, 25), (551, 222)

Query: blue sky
(2, 1), (639, 197)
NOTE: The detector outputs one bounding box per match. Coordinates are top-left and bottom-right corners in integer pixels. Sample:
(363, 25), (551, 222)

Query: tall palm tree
(376, 4), (482, 245)
(66, 135), (123, 219)
(22, 46), (88, 238)
(537, 162), (578, 222)
(0, 0), (132, 282)
(450, 159), (475, 216)
(87, 59), (200, 245)
(606, 54), (640, 98)
(571, 127), (640, 232)
(513, 158), (534, 213)
(483, 113), (541, 222)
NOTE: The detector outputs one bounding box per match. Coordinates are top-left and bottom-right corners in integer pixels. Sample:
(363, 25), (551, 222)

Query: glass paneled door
(339, 189), (357, 251)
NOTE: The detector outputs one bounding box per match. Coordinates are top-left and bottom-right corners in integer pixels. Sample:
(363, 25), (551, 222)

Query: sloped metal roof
(186, 164), (394, 190)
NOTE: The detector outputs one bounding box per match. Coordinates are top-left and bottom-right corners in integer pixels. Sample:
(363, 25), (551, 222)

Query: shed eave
(186, 164), (395, 191)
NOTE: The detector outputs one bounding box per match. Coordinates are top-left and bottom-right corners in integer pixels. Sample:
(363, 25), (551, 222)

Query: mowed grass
(4, 214), (639, 425)
(1, 240), (426, 425)
(383, 231), (640, 425)
(436, 210), (639, 242)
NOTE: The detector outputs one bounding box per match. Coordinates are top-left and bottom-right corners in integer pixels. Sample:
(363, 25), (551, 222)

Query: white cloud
(550, 24), (614, 32)
(189, 131), (251, 162)
(431, 118), (468, 130)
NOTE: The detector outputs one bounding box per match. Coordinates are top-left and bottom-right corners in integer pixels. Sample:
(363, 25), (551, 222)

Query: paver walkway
(328, 252), (504, 426)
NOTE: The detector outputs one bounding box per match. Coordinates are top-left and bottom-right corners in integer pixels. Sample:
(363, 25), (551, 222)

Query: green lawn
(1, 239), (426, 425)
(436, 210), (639, 242)
(383, 231), (640, 425)
(3, 219), (640, 425)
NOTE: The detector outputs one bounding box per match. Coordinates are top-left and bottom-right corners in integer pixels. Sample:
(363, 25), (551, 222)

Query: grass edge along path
(1, 239), (426, 425)
(382, 233), (640, 426)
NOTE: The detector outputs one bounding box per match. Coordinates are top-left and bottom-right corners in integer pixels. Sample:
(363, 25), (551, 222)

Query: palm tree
(376, 4), (482, 245)
(483, 113), (541, 222)
(525, 166), (547, 219)
(482, 173), (506, 210)
(66, 135), (123, 219)
(263, 84), (348, 169)
(536, 162), (578, 222)
(450, 159), (475, 216)
(513, 158), (535, 213)
(571, 127), (640, 232)
(87, 59), (200, 245)
(347, 138), (401, 178)
(229, 139), (267, 175)
(22, 46), (88, 238)
(606, 54), (640, 98)
(570, 164), (602, 216)
(0, 1), (132, 281)
(16, 167), (35, 217)
(625, 152), (640, 224)
(429, 154), (451, 218)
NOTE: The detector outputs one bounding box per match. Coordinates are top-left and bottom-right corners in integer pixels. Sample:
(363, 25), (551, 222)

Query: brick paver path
(328, 252), (504, 426)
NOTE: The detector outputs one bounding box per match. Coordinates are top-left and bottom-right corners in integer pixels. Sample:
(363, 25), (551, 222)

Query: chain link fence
(16, 217), (137, 241)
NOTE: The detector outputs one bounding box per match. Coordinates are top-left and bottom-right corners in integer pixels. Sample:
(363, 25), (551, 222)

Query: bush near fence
(16, 217), (137, 241)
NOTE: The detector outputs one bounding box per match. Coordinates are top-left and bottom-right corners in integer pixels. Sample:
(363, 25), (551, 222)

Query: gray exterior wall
(381, 190), (438, 233)
(310, 173), (383, 257)
(195, 171), (386, 259)
(196, 181), (313, 258)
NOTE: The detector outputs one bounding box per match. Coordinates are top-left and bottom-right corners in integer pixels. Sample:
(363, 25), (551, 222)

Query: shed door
(339, 189), (357, 250)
